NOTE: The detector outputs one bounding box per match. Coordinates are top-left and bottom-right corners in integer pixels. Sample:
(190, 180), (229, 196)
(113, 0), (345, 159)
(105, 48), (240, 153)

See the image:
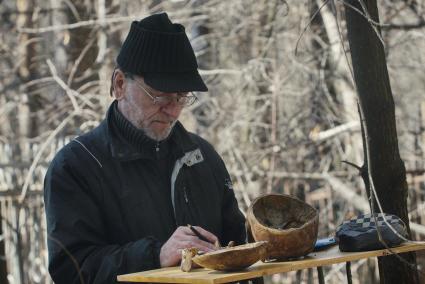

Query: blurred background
(0, 0), (425, 283)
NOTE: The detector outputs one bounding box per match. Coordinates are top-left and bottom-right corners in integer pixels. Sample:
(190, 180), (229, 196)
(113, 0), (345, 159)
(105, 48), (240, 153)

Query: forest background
(0, 0), (425, 283)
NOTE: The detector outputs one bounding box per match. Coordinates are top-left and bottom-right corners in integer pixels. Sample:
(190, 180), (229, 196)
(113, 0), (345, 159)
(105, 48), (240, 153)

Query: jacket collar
(105, 102), (198, 161)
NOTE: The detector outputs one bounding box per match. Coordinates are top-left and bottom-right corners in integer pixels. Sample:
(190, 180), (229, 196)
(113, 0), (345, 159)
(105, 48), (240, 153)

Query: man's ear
(113, 69), (127, 100)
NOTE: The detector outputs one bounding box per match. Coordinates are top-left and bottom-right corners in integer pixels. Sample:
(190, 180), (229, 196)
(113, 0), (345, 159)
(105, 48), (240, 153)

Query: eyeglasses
(128, 76), (198, 107)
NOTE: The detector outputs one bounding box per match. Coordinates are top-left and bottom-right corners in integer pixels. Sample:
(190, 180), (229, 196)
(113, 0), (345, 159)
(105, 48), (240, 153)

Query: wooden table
(117, 241), (425, 283)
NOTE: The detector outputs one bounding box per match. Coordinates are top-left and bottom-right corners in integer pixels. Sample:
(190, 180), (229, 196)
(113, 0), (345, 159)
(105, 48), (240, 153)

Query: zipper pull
(155, 141), (160, 160)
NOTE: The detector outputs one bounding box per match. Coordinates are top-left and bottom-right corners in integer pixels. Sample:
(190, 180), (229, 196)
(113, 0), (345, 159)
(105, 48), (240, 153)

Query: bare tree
(345, 0), (419, 283)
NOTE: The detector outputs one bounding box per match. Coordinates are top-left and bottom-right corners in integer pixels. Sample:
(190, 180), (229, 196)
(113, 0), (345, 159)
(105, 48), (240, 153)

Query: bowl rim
(193, 241), (268, 259)
(248, 193), (319, 234)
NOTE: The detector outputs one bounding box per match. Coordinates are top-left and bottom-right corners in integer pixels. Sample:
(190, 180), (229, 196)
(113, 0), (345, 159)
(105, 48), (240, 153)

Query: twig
(17, 15), (142, 34)
(67, 36), (97, 86)
(198, 69), (242, 76)
(295, 0), (331, 56)
(341, 160), (362, 171)
(46, 59), (80, 112)
(18, 110), (80, 204)
(17, 14), (210, 34)
(309, 121), (360, 142)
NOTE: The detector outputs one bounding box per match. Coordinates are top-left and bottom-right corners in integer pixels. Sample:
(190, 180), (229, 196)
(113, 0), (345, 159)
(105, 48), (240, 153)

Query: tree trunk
(345, 1), (418, 283)
(317, 0), (363, 166)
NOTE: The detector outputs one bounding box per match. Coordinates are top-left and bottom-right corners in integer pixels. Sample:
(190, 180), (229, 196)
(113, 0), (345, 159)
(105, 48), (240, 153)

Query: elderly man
(44, 12), (246, 283)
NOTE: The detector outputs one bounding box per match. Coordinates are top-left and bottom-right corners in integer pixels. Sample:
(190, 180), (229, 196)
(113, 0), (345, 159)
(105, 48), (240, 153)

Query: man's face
(115, 72), (184, 141)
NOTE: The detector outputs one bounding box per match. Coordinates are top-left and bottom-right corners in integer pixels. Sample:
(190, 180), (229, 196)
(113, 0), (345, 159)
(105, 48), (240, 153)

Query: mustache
(144, 110), (177, 122)
(152, 119), (174, 123)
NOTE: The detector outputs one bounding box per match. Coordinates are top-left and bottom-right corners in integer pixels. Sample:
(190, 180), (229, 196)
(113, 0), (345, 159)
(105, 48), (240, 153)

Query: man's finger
(181, 238), (216, 252)
(191, 226), (219, 245)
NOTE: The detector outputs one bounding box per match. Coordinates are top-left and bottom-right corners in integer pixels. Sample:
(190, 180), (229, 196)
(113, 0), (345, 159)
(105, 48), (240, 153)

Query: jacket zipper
(183, 186), (189, 203)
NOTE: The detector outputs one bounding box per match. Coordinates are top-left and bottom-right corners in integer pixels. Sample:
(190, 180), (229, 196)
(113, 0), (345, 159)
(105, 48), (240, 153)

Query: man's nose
(161, 99), (182, 118)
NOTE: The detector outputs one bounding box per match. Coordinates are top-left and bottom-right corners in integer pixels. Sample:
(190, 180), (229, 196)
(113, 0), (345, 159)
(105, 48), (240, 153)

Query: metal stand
(250, 276), (264, 284)
(317, 266), (325, 284)
(346, 261), (353, 284)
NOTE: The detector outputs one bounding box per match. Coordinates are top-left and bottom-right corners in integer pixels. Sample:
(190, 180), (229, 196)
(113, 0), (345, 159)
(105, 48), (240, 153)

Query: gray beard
(143, 120), (177, 141)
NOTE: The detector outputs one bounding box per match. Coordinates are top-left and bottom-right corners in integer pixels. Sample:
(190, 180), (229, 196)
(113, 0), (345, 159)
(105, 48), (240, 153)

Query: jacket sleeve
(218, 158), (247, 246)
(44, 149), (162, 284)
(204, 143), (246, 246)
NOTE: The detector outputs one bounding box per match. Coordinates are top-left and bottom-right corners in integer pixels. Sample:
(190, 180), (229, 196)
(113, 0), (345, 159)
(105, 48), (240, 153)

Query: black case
(335, 213), (408, 252)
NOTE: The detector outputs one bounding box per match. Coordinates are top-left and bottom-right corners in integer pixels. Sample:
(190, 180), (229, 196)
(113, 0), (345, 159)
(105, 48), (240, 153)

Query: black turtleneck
(111, 101), (176, 225)
(111, 102), (174, 158)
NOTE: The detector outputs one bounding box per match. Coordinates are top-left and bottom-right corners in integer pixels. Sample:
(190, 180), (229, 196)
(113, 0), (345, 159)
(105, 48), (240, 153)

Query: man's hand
(159, 226), (219, 267)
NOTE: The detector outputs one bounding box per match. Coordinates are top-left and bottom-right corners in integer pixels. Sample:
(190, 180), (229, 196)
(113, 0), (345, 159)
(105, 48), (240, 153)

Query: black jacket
(44, 104), (246, 283)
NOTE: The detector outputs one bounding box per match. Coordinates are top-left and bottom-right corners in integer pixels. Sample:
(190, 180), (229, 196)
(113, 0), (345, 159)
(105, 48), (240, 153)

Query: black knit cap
(117, 12), (208, 92)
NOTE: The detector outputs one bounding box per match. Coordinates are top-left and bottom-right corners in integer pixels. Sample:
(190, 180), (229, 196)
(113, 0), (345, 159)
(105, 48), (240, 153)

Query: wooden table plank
(117, 241), (425, 283)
